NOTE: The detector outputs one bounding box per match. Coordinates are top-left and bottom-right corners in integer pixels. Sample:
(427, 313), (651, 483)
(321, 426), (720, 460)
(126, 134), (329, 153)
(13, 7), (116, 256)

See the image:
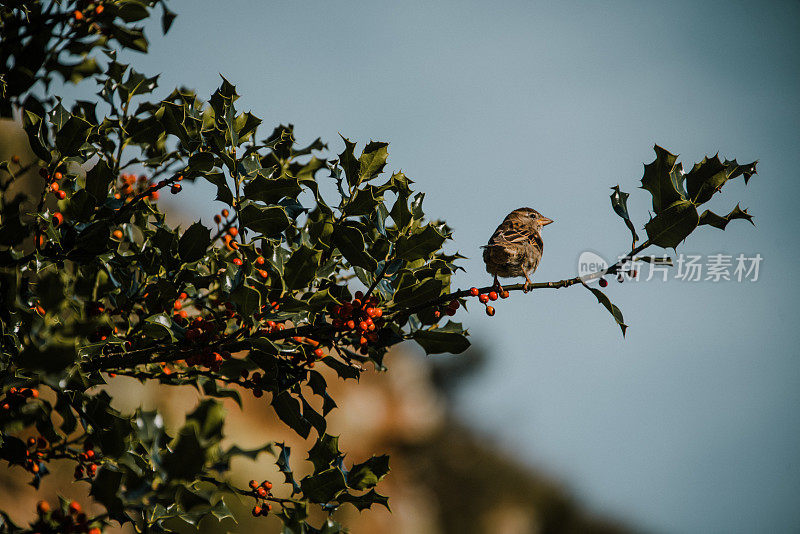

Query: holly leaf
(610, 185), (639, 245)
(347, 455), (389, 490)
(178, 222), (210, 262)
(699, 204), (754, 230)
(685, 154), (728, 205)
(641, 145), (685, 213)
(300, 468), (347, 503)
(338, 490), (390, 512)
(644, 200), (699, 249)
(238, 202), (291, 236)
(412, 325), (470, 355)
(583, 284), (627, 336)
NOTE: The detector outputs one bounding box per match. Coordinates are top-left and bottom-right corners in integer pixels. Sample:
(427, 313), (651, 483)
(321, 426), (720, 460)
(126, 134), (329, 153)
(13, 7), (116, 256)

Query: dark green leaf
(230, 285), (261, 317)
(272, 392), (311, 439)
(584, 284), (627, 336)
(699, 204), (754, 230)
(641, 145), (685, 213)
(358, 141), (389, 183)
(178, 222), (211, 262)
(347, 455), (390, 490)
(644, 199), (699, 249)
(396, 225), (446, 261)
(300, 468), (347, 503)
(338, 490), (390, 512)
(239, 202), (291, 236)
(56, 116), (92, 156)
(331, 225), (376, 270)
(412, 327), (470, 355)
(283, 246), (322, 290)
(685, 154), (728, 205)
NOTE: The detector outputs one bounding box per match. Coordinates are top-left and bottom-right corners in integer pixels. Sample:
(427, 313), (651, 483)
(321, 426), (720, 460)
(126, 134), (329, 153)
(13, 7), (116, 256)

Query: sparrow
(482, 207), (553, 292)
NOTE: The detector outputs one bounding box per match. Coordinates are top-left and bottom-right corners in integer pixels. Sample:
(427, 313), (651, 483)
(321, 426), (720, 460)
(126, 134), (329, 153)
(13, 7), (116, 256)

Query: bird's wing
(488, 220), (534, 246)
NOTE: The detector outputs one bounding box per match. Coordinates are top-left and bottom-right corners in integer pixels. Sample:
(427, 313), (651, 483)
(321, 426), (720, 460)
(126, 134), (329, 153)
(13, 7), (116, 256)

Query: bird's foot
(523, 274), (532, 293)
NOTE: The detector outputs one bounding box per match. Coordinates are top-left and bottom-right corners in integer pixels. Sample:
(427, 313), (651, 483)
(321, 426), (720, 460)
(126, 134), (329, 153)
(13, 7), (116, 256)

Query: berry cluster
(35, 500), (101, 534)
(1, 386), (39, 411)
(115, 173), (159, 201)
(330, 291), (384, 354)
(432, 299), (460, 320)
(40, 167), (67, 200)
(248, 480), (273, 517)
(23, 435), (48, 475)
(470, 286), (509, 316)
(74, 440), (100, 480)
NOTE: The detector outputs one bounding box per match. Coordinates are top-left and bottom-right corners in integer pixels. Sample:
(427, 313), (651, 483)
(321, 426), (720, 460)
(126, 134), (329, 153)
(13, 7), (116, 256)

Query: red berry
(346, 320), (356, 330)
(598, 278), (608, 287)
(469, 287), (479, 296)
(257, 487), (267, 497)
(54, 171), (63, 180)
(229, 227), (239, 237)
(433, 310), (441, 319)
(478, 294), (489, 304)
(313, 348), (324, 358)
(50, 182), (59, 192)
(262, 480), (272, 490)
(232, 257), (243, 266)
(221, 209), (230, 218)
(255, 256), (265, 265)
(68, 501), (81, 514)
(249, 479), (258, 489)
(485, 306), (495, 316)
(488, 291), (498, 301)
(500, 290), (509, 299)
(173, 300), (182, 310)
(214, 214), (222, 224)
(36, 500), (50, 514)
(170, 184), (182, 194)
(258, 269), (269, 279)
(57, 190), (66, 199)
(252, 505), (262, 516)
(89, 528), (101, 534)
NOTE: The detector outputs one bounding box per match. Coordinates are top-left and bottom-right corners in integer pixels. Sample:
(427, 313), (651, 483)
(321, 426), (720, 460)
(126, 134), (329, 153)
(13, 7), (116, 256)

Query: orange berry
(173, 300), (182, 310)
(11, 155), (20, 164)
(262, 480), (273, 490)
(94, 4), (104, 14)
(257, 487), (267, 497)
(57, 190), (66, 199)
(251, 506), (262, 517)
(258, 269), (268, 279)
(346, 320), (355, 330)
(500, 290), (510, 299)
(68, 501), (81, 514)
(488, 291), (498, 301)
(35, 305), (45, 316)
(478, 294), (489, 304)
(228, 227), (238, 237)
(433, 310), (441, 319)
(214, 214), (221, 224)
(232, 258), (243, 266)
(74, 10), (84, 20)
(51, 212), (64, 226)
(313, 348), (324, 358)
(469, 287), (480, 296)
(221, 209), (229, 218)
(112, 229), (123, 240)
(178, 310), (188, 318)
(36, 500), (50, 514)
(50, 182), (59, 192)
(485, 306), (495, 316)
(170, 184), (182, 194)
(255, 256), (265, 265)
(89, 528), (101, 534)
(179, 292), (188, 300)
(249, 479), (259, 489)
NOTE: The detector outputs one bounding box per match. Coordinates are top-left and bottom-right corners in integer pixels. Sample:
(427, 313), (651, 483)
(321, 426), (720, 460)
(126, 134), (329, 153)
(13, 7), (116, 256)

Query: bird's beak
(538, 216), (553, 226)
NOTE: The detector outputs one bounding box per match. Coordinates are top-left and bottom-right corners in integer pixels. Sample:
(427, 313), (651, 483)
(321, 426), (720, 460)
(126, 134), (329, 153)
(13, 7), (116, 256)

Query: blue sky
(74, 1), (799, 532)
